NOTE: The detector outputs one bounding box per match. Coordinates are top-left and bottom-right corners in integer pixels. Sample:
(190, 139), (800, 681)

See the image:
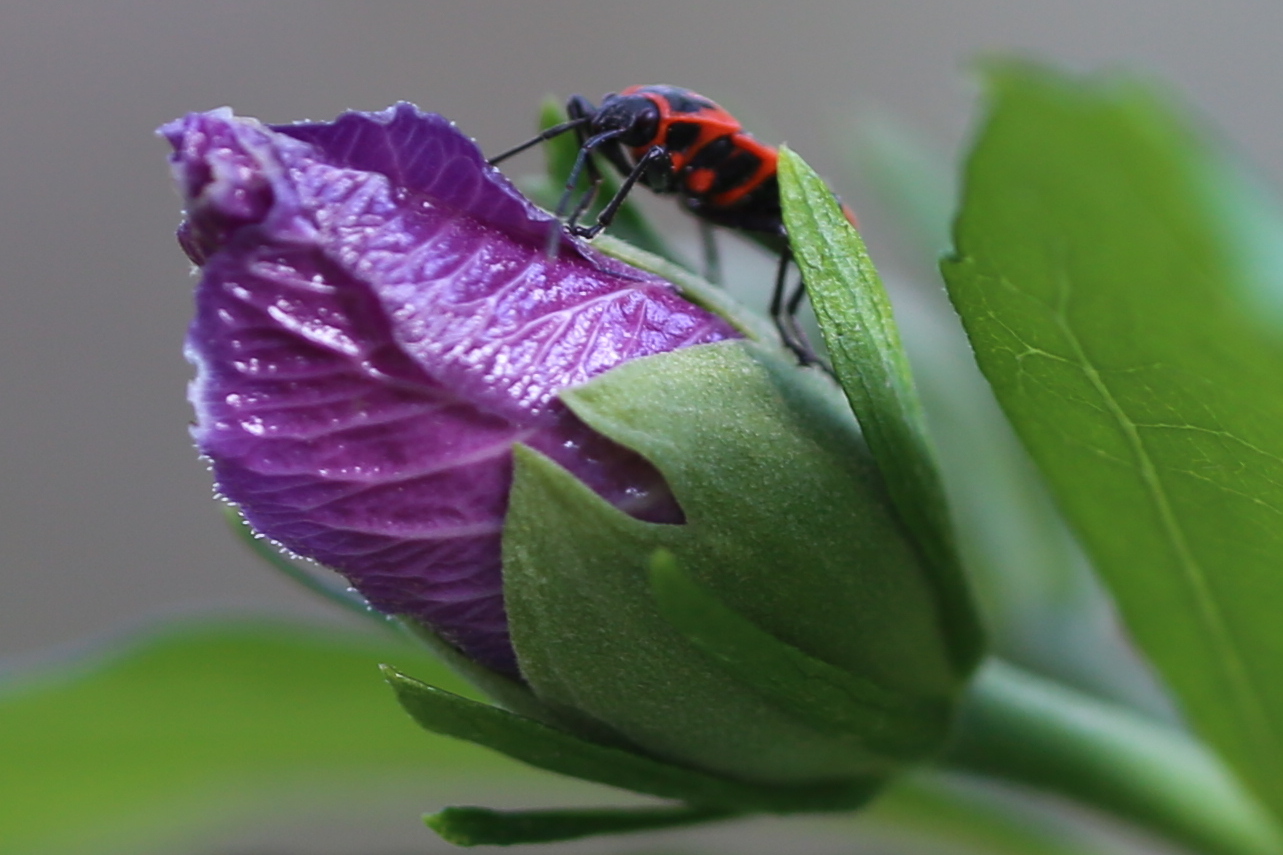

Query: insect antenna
(487, 116), (589, 166)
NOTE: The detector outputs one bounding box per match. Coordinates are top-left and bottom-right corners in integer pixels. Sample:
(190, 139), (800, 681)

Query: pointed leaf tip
(425, 804), (738, 846)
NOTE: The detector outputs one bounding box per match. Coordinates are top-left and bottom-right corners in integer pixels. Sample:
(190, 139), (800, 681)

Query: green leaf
(777, 146), (985, 679)
(647, 549), (948, 760)
(384, 665), (872, 813)
(426, 803), (736, 846)
(941, 60), (1283, 823)
(853, 127), (1176, 716)
(0, 620), (542, 855)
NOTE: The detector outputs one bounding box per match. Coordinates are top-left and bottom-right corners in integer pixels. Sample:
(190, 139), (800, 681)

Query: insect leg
(700, 220), (722, 286)
(565, 146), (606, 233)
(545, 128), (625, 255)
(572, 146), (669, 239)
(771, 249), (827, 369)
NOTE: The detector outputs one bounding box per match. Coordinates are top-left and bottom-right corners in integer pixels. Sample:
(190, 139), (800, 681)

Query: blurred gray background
(2, 0), (1281, 849)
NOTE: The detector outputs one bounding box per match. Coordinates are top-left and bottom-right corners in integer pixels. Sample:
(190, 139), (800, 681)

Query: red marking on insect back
(686, 167), (716, 195)
(710, 138), (778, 208)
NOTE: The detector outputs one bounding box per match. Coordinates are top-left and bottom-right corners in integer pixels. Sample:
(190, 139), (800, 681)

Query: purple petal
(163, 104), (737, 675)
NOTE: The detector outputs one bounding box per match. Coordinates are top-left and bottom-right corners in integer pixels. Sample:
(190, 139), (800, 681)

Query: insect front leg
(547, 128), (624, 254)
(771, 249), (829, 371)
(700, 220), (722, 286)
(571, 146), (670, 240)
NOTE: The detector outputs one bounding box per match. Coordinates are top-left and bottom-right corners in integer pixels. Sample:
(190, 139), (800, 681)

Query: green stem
(947, 660), (1283, 855)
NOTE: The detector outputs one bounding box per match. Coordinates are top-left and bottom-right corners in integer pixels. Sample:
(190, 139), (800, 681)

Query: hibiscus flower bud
(161, 104), (979, 805)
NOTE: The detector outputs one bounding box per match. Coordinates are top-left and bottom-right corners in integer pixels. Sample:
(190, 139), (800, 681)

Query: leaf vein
(1047, 271), (1280, 758)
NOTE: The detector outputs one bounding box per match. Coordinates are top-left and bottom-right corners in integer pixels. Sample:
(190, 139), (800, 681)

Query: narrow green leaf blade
(426, 803), (736, 846)
(383, 665), (870, 813)
(777, 147), (984, 678)
(941, 60), (1283, 822)
(648, 549), (948, 760)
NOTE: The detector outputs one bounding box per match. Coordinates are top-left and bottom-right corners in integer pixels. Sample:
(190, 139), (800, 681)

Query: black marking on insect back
(685, 136), (735, 168)
(683, 136), (762, 198)
(685, 176), (783, 233)
(664, 121), (701, 152)
(710, 149), (762, 196)
(649, 86), (717, 114)
(692, 140), (759, 197)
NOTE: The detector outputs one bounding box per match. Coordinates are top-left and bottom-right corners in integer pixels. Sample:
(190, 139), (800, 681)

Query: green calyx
(502, 340), (963, 784)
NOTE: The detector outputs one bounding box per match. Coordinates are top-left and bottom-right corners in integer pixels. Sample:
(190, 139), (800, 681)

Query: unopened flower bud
(163, 104), (978, 798)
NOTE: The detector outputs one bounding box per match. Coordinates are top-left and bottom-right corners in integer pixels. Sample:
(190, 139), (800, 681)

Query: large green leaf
(941, 61), (1283, 822)
(853, 122), (1175, 717)
(0, 620), (552, 855)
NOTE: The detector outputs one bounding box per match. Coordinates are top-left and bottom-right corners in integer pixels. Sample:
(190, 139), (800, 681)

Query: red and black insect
(488, 84), (854, 365)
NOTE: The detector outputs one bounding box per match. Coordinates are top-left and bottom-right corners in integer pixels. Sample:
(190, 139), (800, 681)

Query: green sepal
(777, 146), (985, 679)
(939, 60), (1283, 827)
(382, 666), (875, 813)
(426, 804), (738, 847)
(648, 549), (950, 761)
(394, 618), (564, 728)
